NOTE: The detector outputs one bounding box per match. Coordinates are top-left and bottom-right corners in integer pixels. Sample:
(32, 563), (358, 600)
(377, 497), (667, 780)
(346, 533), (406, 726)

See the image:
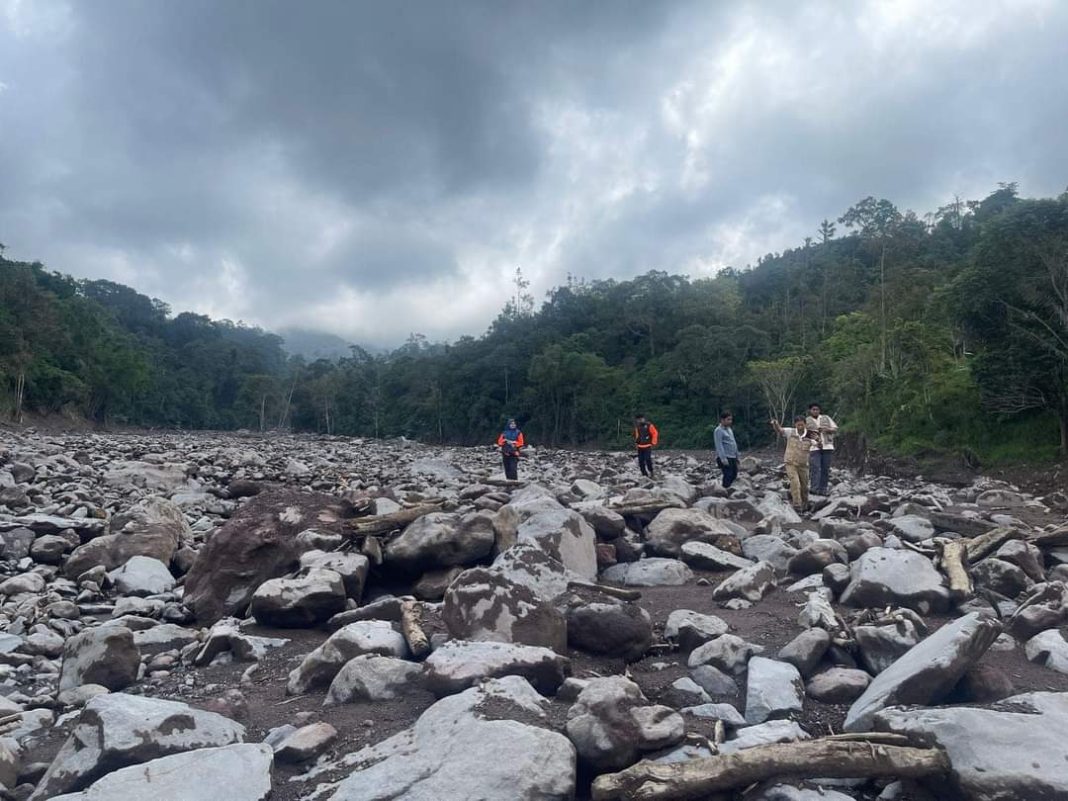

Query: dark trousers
(809, 449), (833, 494)
(502, 455), (519, 481)
(637, 448), (654, 477)
(719, 457), (739, 488)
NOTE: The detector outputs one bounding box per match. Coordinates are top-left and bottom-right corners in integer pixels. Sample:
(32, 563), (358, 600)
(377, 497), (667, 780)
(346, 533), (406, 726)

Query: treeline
(2, 183), (1066, 462)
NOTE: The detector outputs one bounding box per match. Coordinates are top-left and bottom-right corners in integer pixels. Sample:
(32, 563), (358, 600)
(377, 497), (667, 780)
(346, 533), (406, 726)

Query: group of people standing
(495, 405), (838, 515)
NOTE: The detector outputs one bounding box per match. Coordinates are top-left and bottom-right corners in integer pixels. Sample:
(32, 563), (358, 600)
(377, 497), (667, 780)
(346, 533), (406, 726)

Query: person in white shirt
(806, 403), (838, 496)
(771, 416), (818, 512)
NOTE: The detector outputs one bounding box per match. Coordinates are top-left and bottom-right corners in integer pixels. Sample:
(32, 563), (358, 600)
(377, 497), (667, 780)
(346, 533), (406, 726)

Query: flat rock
(423, 639), (570, 696)
(32, 693), (245, 799)
(49, 744), (272, 801)
(325, 655), (424, 704)
(665, 609), (730, 651)
(844, 612), (1002, 732)
(840, 547), (950, 613)
(745, 656), (804, 724)
(680, 540), (752, 571)
(317, 677), (576, 801)
(602, 558), (693, 587)
(876, 691), (1068, 801)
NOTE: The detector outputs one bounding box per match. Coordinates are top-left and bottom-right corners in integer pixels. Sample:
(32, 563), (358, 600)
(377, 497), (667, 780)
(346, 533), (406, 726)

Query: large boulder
(602, 558), (693, 587)
(644, 508), (738, 559)
(566, 601), (652, 661)
(876, 691), (1068, 801)
(516, 508), (597, 579)
(65, 497), (189, 578)
(840, 547), (950, 613)
(184, 490), (351, 624)
(443, 566), (567, 651)
(326, 655), (425, 705)
(287, 621), (409, 695)
(565, 676), (684, 771)
(48, 744), (273, 801)
(423, 640), (570, 696)
(318, 677), (576, 801)
(58, 626), (140, 692)
(107, 556), (175, 597)
(745, 657), (804, 724)
(383, 511), (495, 573)
(249, 568), (347, 628)
(31, 693), (245, 799)
(844, 612), (1002, 732)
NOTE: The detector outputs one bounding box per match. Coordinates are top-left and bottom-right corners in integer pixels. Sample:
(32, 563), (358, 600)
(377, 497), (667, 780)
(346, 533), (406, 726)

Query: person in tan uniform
(771, 416), (819, 512)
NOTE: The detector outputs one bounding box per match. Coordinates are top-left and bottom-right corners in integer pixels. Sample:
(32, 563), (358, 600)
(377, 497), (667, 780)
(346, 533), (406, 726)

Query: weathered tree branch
(590, 738), (949, 800)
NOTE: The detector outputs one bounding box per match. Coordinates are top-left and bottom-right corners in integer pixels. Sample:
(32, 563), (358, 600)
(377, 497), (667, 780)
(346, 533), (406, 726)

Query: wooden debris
(591, 737), (949, 800)
(345, 503), (443, 538)
(400, 599), (431, 659)
(939, 539), (973, 600)
(1029, 524), (1068, 549)
(962, 527), (1015, 563)
(567, 580), (642, 602)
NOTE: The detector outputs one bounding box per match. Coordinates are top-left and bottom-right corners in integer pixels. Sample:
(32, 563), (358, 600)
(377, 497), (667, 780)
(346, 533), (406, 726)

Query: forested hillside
(2, 184), (1066, 462)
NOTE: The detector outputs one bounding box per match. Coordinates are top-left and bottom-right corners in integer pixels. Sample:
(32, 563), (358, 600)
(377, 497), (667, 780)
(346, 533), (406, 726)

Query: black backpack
(636, 422), (652, 446)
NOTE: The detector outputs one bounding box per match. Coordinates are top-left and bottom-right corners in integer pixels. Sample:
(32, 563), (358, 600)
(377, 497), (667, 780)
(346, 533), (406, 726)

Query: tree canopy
(3, 185), (1066, 461)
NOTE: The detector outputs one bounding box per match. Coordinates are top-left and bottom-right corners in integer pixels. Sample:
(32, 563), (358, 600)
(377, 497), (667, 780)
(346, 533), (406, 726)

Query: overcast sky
(2, 1), (1067, 348)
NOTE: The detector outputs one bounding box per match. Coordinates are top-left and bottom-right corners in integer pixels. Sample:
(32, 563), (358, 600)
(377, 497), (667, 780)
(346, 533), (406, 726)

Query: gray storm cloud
(1, 0), (1066, 347)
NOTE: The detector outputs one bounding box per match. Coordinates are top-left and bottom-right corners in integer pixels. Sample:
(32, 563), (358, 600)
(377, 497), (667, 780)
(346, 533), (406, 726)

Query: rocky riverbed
(0, 429), (1067, 800)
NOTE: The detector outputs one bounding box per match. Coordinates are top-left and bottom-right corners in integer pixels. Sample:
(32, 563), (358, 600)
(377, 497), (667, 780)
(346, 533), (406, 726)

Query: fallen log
(939, 540), (973, 600)
(962, 526), (1015, 563)
(567, 580), (642, 602)
(590, 737), (949, 800)
(400, 599), (431, 659)
(344, 504), (443, 538)
(1029, 524), (1068, 549)
(482, 477), (526, 488)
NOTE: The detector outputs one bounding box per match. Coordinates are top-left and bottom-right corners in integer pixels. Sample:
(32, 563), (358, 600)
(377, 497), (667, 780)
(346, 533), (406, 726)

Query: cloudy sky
(2, 1), (1066, 348)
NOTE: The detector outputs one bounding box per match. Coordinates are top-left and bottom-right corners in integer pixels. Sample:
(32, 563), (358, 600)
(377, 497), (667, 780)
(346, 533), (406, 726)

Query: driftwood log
(344, 504), (444, 538)
(1029, 524), (1068, 549)
(939, 540), (973, 600)
(568, 580), (642, 602)
(962, 526), (1015, 563)
(590, 736), (949, 800)
(400, 599), (431, 659)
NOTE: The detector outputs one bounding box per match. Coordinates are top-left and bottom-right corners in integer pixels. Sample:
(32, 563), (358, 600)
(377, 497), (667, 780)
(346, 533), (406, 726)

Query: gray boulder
(250, 568), (347, 627)
(384, 511), (495, 573)
(744, 657), (804, 724)
(602, 558), (693, 587)
(108, 556), (175, 596)
(844, 612), (1002, 732)
(680, 540), (753, 571)
(59, 626), (140, 692)
(31, 693), (245, 799)
(325, 655), (424, 705)
(319, 677), (575, 801)
(840, 548), (950, 613)
(645, 508), (737, 558)
(565, 676), (684, 771)
(443, 566), (567, 651)
(665, 610), (730, 651)
(48, 744), (272, 801)
(566, 602), (652, 661)
(516, 508), (597, 579)
(712, 561), (776, 602)
(423, 640), (570, 696)
(287, 621), (409, 695)
(65, 497), (189, 578)
(876, 691), (1068, 801)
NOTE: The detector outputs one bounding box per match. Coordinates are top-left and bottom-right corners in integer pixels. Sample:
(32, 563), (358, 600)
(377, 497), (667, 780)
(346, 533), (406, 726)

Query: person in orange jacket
(496, 418), (524, 480)
(633, 413), (659, 478)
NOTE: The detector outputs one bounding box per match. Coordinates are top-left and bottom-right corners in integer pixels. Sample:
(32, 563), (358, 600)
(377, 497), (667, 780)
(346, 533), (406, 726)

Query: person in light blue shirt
(713, 410), (740, 488)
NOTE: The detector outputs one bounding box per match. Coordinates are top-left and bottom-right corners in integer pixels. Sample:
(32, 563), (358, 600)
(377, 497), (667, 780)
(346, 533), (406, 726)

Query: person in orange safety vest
(496, 418), (524, 480)
(633, 413), (659, 478)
